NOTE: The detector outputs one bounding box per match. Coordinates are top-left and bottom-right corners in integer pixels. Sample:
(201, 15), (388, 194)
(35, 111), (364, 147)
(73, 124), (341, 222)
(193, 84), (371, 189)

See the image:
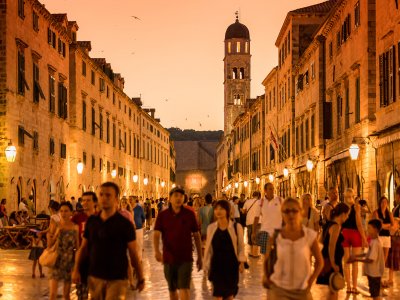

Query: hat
(169, 186), (185, 197)
(329, 272), (345, 292)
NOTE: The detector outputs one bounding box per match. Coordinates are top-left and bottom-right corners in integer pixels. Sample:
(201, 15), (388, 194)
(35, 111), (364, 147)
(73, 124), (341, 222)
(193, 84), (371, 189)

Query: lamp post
(111, 169), (117, 179)
(306, 159), (314, 172)
(268, 173), (274, 183)
(255, 177), (260, 185)
(349, 143), (360, 160)
(283, 167), (289, 178)
(76, 161), (84, 175)
(0, 138), (16, 162)
(133, 174), (139, 183)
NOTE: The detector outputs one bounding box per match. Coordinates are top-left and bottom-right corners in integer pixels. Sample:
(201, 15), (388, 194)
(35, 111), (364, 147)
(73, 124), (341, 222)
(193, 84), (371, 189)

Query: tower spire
(235, 11), (239, 22)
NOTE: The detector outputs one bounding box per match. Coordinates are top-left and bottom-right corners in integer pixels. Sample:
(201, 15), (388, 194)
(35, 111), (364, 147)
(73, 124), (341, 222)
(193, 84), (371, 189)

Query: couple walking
(154, 186), (246, 300)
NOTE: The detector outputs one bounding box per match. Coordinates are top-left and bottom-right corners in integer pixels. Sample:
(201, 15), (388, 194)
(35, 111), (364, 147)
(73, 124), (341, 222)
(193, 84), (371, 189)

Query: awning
(375, 131), (400, 148)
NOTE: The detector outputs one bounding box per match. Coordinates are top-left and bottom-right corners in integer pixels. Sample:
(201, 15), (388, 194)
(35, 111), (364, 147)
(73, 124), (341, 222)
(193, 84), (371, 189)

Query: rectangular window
(99, 112), (103, 140)
(33, 11), (39, 31)
(236, 42), (240, 53)
(49, 138), (55, 156)
(129, 132), (132, 155)
(82, 101), (87, 131)
(18, 126), (25, 146)
(33, 63), (45, 103)
(91, 107), (96, 136)
(92, 155), (95, 170)
(49, 75), (55, 113)
(119, 129), (122, 150)
(288, 31), (290, 52)
(112, 92), (116, 105)
(18, 0), (24, 18)
(305, 119), (309, 150)
(83, 152), (87, 165)
(124, 132), (127, 153)
(311, 63), (315, 79)
(329, 42), (333, 59)
(60, 143), (66, 159)
(57, 83), (67, 119)
(91, 70), (95, 85)
(355, 77), (360, 123)
(300, 123), (304, 153)
(107, 161), (110, 173)
(18, 51), (29, 95)
(355, 1), (360, 27)
(112, 124), (116, 148)
(99, 78), (105, 92)
(32, 131), (39, 151)
(337, 96), (342, 135)
(106, 118), (110, 143)
(106, 86), (109, 98)
(345, 87), (350, 129)
(379, 47), (396, 107)
(82, 61), (86, 76)
(228, 42), (231, 53)
(99, 158), (103, 171)
(311, 115), (315, 147)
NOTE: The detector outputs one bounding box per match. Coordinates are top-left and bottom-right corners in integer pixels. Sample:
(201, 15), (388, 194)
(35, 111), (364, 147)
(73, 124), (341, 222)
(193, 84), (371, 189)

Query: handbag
(39, 237), (59, 268)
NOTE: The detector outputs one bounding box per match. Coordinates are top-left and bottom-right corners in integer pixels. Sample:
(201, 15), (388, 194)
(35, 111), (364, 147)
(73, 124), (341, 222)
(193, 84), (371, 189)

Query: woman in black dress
(203, 200), (246, 300)
(317, 203), (350, 300)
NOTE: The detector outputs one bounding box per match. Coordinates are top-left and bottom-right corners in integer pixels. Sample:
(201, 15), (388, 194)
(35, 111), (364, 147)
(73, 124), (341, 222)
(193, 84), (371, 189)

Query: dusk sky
(41, 0), (322, 130)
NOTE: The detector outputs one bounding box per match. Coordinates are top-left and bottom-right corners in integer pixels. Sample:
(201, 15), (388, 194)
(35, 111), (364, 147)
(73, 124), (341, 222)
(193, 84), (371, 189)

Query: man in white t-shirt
(18, 198), (28, 212)
(252, 183), (282, 254)
(243, 191), (261, 257)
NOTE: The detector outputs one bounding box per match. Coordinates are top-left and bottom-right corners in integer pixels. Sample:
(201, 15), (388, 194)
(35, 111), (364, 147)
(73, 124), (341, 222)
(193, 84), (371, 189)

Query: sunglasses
(282, 209), (300, 215)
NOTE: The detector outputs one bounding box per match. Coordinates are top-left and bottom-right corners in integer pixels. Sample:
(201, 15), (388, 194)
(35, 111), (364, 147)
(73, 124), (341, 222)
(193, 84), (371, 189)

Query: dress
(51, 229), (77, 281)
(317, 221), (344, 285)
(209, 228), (239, 297)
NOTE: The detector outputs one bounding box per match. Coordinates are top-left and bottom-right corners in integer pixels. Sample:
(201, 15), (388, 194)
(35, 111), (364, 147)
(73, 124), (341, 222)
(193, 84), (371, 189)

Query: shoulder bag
(39, 233), (59, 268)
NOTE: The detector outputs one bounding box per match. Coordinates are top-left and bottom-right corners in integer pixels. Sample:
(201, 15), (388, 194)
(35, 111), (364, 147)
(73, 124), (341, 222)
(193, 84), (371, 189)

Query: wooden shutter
(379, 54), (384, 107)
(63, 86), (67, 119)
(392, 45), (396, 103)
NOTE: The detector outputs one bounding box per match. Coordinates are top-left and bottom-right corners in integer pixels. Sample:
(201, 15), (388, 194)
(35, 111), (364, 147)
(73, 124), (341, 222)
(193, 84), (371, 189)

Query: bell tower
(224, 14), (251, 135)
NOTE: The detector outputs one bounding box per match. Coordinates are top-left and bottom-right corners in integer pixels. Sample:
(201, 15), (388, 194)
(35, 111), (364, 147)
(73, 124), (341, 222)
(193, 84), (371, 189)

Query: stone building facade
(175, 141), (218, 196)
(217, 0), (399, 209)
(0, 0), (175, 214)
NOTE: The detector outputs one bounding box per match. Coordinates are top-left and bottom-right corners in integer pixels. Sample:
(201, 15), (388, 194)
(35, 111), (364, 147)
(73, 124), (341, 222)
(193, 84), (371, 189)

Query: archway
(29, 180), (37, 214)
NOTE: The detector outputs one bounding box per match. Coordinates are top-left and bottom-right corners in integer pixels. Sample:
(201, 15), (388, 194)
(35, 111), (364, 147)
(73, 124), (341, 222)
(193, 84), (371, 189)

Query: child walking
(347, 219), (385, 300)
(28, 231), (45, 278)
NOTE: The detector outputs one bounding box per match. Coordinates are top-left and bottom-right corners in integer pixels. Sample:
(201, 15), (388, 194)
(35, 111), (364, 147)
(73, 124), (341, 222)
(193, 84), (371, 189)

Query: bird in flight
(165, 99), (168, 102)
(131, 16), (141, 20)
(199, 123), (202, 127)
(131, 52), (135, 55)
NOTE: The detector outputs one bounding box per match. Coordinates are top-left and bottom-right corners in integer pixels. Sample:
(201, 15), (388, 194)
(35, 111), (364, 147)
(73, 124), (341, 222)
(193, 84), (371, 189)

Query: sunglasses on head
(282, 209), (300, 215)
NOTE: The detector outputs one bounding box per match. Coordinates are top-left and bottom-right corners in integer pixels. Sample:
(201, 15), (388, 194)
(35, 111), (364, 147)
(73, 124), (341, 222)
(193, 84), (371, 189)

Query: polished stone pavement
(0, 230), (399, 299)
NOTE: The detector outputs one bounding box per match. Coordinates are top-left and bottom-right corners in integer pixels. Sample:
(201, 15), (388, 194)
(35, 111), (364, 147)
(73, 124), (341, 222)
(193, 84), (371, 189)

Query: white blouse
(270, 226), (317, 290)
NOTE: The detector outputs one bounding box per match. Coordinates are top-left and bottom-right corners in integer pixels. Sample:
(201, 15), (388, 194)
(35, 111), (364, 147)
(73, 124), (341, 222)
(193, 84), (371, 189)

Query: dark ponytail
(330, 202), (350, 220)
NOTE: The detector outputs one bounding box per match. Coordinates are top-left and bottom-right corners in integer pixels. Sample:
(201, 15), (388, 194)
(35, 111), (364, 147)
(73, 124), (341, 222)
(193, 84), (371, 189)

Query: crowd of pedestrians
(1, 181), (400, 299)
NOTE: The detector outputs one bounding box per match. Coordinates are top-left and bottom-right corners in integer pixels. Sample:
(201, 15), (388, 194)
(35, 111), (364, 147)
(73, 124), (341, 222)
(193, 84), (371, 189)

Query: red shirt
(154, 206), (198, 264)
(72, 212), (88, 244)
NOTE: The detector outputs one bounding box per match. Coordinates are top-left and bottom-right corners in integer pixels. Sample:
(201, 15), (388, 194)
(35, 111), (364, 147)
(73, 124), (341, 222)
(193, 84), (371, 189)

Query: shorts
(342, 228), (362, 248)
(164, 262), (192, 291)
(247, 224), (260, 246)
(257, 231), (269, 254)
(367, 276), (381, 298)
(379, 236), (391, 248)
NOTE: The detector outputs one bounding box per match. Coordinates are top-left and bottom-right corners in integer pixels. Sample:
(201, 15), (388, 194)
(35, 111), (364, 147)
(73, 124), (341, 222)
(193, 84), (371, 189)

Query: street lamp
(268, 173), (274, 182)
(111, 169), (117, 178)
(5, 143), (17, 162)
(76, 161), (84, 174)
(255, 177), (260, 185)
(244, 181), (248, 188)
(349, 143), (360, 160)
(143, 178), (149, 186)
(306, 159), (314, 172)
(172, 183), (176, 188)
(133, 174), (139, 183)
(161, 181), (166, 188)
(283, 167), (289, 178)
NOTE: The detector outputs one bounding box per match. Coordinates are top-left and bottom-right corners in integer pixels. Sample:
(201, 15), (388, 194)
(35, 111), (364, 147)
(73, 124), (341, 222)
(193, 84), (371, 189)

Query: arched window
(240, 68), (244, 79)
(245, 42), (249, 53)
(236, 42), (241, 53)
(232, 68), (238, 79)
(228, 42), (231, 53)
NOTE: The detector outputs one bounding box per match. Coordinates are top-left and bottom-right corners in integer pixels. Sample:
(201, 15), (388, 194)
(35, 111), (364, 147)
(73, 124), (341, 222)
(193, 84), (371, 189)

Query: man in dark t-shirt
(71, 191), (98, 300)
(154, 186), (202, 300)
(72, 182), (144, 298)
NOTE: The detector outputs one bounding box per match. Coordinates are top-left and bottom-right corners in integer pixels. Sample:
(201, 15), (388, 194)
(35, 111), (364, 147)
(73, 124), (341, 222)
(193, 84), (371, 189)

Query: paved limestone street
(0, 230), (399, 300)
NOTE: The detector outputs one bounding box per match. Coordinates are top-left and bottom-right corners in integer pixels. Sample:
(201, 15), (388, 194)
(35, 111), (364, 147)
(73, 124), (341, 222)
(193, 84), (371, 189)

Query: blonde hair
(301, 193), (313, 207)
